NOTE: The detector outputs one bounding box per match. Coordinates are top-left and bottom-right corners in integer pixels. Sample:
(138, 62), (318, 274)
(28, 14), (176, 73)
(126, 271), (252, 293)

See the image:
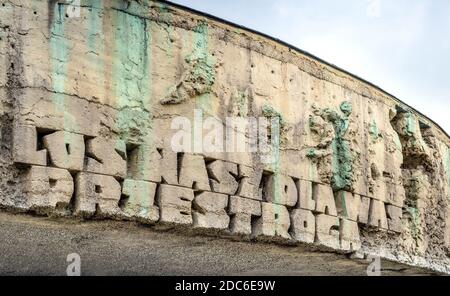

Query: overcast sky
(170, 0), (450, 134)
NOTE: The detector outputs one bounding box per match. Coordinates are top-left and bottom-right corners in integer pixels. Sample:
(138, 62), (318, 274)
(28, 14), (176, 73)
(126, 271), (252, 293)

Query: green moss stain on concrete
(331, 139), (341, 188)
(111, 4), (156, 213)
(123, 181), (154, 219)
(87, 0), (104, 72)
(159, 21), (215, 108)
(262, 104), (286, 130)
(50, 4), (68, 99)
(369, 119), (381, 142)
(112, 8), (152, 142)
(406, 112), (416, 137)
(406, 206), (421, 241)
(394, 133), (403, 151)
(262, 104), (283, 211)
(49, 2), (79, 137)
(315, 102), (354, 192)
(333, 137), (353, 191)
(191, 22), (215, 113)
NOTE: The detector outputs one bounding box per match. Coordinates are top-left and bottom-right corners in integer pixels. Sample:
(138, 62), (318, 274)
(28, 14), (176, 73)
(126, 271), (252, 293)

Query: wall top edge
(159, 0), (449, 143)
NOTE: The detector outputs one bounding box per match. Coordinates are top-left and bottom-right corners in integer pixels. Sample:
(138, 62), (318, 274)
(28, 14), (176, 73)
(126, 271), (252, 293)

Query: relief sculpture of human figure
(308, 101), (355, 191)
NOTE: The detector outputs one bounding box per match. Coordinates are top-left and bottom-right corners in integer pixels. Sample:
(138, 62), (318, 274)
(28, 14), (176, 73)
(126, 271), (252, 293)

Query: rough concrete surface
(0, 212), (439, 276)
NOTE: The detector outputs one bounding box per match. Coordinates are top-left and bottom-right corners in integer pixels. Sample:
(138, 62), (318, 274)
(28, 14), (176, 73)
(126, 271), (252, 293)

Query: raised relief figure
(308, 101), (355, 191)
(160, 24), (216, 105)
(391, 111), (432, 170)
(307, 113), (335, 184)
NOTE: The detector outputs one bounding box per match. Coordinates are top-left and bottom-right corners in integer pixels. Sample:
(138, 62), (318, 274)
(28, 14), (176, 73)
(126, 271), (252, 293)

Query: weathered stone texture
(157, 184), (194, 225)
(290, 209), (315, 243)
(121, 179), (159, 223)
(228, 195), (261, 235)
(74, 172), (122, 217)
(43, 131), (85, 172)
(193, 191), (229, 230)
(0, 0), (449, 274)
(23, 166), (73, 212)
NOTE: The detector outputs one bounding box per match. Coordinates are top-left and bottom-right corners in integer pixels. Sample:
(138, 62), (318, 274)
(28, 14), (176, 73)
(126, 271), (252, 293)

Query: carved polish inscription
(11, 122), (404, 253)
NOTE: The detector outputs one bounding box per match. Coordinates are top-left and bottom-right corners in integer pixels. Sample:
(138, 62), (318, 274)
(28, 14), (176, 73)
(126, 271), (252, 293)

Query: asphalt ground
(0, 212), (439, 276)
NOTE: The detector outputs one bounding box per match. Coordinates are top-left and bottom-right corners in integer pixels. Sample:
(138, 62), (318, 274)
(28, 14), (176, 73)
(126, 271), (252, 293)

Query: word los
(12, 125), (403, 252)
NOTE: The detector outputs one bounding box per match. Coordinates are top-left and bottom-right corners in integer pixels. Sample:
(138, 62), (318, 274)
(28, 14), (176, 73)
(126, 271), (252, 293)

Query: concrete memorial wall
(0, 0), (449, 273)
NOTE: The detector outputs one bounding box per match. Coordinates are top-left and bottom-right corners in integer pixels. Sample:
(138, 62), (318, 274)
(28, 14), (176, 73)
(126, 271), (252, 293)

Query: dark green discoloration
(406, 113), (416, 137)
(112, 8), (152, 142)
(111, 4), (156, 213)
(314, 102), (354, 192)
(262, 104), (286, 129)
(260, 104), (284, 209)
(190, 22), (215, 112)
(50, 2), (73, 132)
(160, 22), (216, 107)
(406, 206), (421, 241)
(369, 119), (381, 141)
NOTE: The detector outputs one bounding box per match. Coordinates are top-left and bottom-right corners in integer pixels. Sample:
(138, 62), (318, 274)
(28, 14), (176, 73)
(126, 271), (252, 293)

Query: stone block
(23, 166), (73, 211)
(16, 89), (102, 137)
(339, 219), (361, 252)
(157, 184), (194, 225)
(264, 174), (298, 207)
(315, 214), (340, 249)
(228, 196), (261, 235)
(74, 172), (122, 217)
(386, 184), (406, 208)
(193, 191), (229, 229)
(368, 199), (388, 230)
(12, 124), (47, 166)
(253, 202), (291, 240)
(127, 144), (178, 185)
(178, 154), (210, 191)
(358, 196), (371, 225)
(206, 160), (239, 195)
(335, 191), (361, 221)
(43, 131), (84, 172)
(290, 208), (315, 243)
(85, 137), (127, 178)
(297, 179), (315, 211)
(236, 165), (263, 200)
(313, 183), (337, 216)
(386, 205), (403, 233)
(121, 179), (159, 222)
